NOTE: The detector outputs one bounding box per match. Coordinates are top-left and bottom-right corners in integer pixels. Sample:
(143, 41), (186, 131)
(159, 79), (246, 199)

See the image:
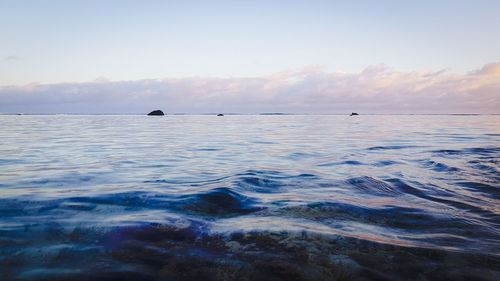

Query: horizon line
(2, 113), (498, 116)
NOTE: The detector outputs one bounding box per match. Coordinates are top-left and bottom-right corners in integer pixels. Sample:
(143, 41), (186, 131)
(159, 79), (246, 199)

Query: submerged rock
(350, 112), (359, 116)
(147, 110), (164, 116)
(225, 241), (242, 252)
(217, 113), (224, 116)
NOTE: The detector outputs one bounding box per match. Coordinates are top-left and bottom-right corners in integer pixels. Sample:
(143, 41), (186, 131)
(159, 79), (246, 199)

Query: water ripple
(1, 115), (500, 280)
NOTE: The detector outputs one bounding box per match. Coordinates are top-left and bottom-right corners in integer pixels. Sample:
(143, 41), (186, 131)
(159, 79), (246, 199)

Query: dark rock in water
(147, 110), (164, 116)
(217, 114), (224, 116)
(350, 112), (359, 116)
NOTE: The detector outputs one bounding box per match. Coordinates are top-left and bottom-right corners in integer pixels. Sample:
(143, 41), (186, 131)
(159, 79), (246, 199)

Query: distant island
(147, 110), (165, 116)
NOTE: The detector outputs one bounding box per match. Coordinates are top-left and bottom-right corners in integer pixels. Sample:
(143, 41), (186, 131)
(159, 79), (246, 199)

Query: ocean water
(0, 114), (499, 281)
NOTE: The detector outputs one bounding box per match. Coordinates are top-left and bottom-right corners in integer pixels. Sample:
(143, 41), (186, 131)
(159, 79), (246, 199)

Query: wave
(171, 187), (264, 218)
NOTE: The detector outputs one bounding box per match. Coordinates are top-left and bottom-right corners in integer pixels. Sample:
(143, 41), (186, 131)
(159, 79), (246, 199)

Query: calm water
(1, 115), (499, 281)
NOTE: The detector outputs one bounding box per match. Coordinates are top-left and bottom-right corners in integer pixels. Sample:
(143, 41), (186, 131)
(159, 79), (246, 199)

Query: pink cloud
(1, 62), (499, 114)
(473, 62), (500, 76)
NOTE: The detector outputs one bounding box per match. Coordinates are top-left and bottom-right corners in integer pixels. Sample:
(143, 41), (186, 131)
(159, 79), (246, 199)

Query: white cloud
(1, 63), (499, 114)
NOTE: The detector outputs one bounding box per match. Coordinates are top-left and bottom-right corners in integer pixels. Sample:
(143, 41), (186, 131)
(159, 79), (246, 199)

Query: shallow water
(1, 114), (499, 280)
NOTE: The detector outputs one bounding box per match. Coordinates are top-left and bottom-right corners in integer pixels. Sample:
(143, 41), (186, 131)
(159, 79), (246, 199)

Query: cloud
(3, 55), (20, 62)
(472, 62), (500, 76)
(0, 63), (499, 114)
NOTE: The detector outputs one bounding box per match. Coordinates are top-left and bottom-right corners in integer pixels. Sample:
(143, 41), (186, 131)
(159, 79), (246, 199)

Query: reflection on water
(0, 115), (499, 280)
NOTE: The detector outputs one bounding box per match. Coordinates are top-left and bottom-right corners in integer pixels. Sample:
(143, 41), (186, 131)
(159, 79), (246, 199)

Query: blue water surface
(0, 115), (499, 280)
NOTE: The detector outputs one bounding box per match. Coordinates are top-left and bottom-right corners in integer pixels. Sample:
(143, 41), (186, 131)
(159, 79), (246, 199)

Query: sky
(0, 0), (499, 114)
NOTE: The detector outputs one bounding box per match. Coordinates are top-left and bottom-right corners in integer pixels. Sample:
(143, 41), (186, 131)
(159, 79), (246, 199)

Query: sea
(0, 114), (499, 281)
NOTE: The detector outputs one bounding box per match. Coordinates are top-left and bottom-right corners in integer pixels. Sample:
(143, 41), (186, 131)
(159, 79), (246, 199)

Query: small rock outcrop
(147, 110), (165, 116)
(217, 114), (224, 116)
(350, 112), (359, 116)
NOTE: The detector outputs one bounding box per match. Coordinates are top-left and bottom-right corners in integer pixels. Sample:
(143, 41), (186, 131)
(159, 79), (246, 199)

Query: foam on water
(0, 115), (499, 280)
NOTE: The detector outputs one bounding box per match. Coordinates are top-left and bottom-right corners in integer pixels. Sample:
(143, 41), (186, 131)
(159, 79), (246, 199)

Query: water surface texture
(1, 115), (499, 280)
